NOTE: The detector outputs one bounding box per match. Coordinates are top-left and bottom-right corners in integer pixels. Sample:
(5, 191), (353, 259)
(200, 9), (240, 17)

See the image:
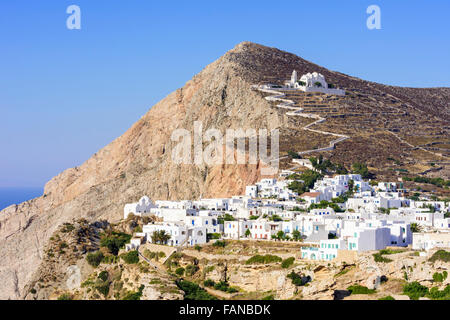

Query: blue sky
(0, 0), (449, 188)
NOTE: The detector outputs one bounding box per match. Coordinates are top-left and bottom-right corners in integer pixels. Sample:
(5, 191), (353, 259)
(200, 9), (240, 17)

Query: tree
(217, 214), (235, 225)
(121, 250), (139, 264)
(151, 230), (172, 245)
(410, 223), (421, 233)
(100, 231), (132, 256)
(403, 282), (428, 300)
(86, 251), (104, 268)
(276, 231), (285, 240)
(292, 230), (302, 241)
(245, 229), (251, 238)
(175, 267), (185, 276)
(287, 150), (300, 159)
(352, 162), (371, 179)
(348, 180), (355, 194)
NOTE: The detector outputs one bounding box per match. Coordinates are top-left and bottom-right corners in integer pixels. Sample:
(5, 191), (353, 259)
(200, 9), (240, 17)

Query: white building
(300, 192), (322, 206)
(224, 220), (254, 239)
(250, 220), (281, 240)
(184, 215), (220, 234)
(124, 196), (157, 219)
(150, 207), (197, 222)
(245, 185), (258, 198)
(142, 222), (207, 247)
(285, 71), (345, 96)
(302, 239), (346, 261)
(194, 198), (229, 211)
(310, 207), (336, 216)
(413, 232), (450, 251)
(155, 200), (194, 209)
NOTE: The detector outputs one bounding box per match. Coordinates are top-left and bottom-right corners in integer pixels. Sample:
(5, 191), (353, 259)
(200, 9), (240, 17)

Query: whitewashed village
(123, 71), (450, 263)
(124, 169), (450, 262)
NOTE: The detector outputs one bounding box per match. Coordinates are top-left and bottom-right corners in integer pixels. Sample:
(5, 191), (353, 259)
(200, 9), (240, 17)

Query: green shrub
(372, 252), (393, 263)
(97, 271), (109, 282)
(185, 264), (199, 276)
(122, 285), (145, 300)
(213, 281), (238, 293)
(57, 293), (73, 300)
(403, 282), (429, 300)
(102, 254), (119, 264)
(262, 294), (275, 300)
(203, 279), (215, 287)
(427, 285), (450, 300)
(432, 271), (448, 283)
(246, 254), (282, 265)
(347, 285), (376, 295)
(194, 245), (202, 251)
(121, 250), (139, 264)
(281, 257), (295, 268)
(212, 240), (227, 248)
(227, 287), (238, 293)
(61, 223), (75, 233)
(176, 280), (217, 300)
(429, 250), (450, 263)
(96, 282), (110, 297)
(207, 233), (221, 240)
(100, 231), (132, 255)
(379, 295), (395, 300)
(175, 267), (185, 276)
(86, 251), (104, 268)
(287, 271), (310, 286)
(379, 249), (406, 255)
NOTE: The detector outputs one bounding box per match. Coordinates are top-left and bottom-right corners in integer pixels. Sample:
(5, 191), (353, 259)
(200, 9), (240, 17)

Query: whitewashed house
(250, 220), (281, 240)
(302, 239), (346, 261)
(310, 207), (336, 216)
(194, 198), (229, 211)
(300, 192), (322, 206)
(412, 232), (450, 251)
(124, 196), (157, 219)
(143, 222), (207, 247)
(155, 200), (194, 209)
(245, 185), (258, 198)
(184, 216), (220, 234)
(150, 207), (197, 222)
(224, 220), (254, 239)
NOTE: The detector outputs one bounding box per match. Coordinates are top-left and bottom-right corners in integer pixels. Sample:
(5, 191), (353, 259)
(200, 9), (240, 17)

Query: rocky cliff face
(0, 42), (449, 299)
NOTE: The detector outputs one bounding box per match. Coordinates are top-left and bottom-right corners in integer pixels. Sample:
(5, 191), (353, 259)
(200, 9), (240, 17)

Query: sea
(0, 187), (43, 211)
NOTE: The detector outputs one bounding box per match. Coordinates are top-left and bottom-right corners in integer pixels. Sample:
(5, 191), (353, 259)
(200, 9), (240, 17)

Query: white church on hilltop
(285, 70), (345, 96)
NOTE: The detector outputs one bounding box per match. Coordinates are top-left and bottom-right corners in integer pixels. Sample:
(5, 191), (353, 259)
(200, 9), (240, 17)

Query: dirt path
(255, 86), (350, 158)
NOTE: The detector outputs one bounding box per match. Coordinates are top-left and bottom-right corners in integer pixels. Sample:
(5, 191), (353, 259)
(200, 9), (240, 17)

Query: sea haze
(0, 187), (43, 211)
